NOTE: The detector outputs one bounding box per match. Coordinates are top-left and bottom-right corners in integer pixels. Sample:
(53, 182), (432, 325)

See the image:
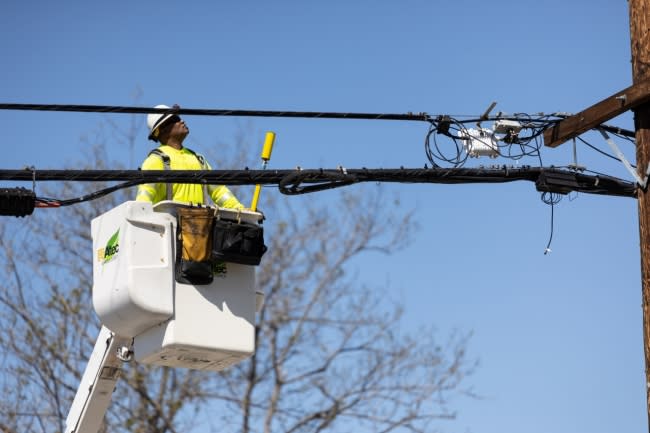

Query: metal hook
(24, 165), (36, 194)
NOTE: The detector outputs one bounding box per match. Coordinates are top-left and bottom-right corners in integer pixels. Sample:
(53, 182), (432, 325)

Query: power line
(0, 166), (633, 191)
(0, 103), (636, 136)
(0, 166), (636, 216)
(1, 103), (638, 175)
(0, 102), (639, 218)
(0, 103), (432, 122)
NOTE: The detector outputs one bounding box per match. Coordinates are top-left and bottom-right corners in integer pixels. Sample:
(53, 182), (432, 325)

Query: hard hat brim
(148, 112), (176, 140)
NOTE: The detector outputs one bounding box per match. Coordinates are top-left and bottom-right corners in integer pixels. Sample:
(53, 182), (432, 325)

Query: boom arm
(65, 326), (132, 433)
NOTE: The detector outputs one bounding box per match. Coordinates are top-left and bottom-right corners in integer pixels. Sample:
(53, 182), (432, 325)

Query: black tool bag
(212, 218), (268, 266)
(175, 207), (214, 285)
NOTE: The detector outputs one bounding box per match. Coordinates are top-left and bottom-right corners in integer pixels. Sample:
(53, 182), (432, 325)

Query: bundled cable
(0, 167), (635, 213)
(279, 169), (358, 195)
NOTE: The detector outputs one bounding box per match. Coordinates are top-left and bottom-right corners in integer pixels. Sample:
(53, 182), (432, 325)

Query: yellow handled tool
(250, 131), (275, 212)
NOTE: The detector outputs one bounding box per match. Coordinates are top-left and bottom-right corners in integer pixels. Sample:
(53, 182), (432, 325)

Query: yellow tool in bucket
(250, 131), (275, 212)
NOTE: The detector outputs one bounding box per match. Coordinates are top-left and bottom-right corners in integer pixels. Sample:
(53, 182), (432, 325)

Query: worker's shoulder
(141, 148), (167, 169)
(144, 145), (178, 163)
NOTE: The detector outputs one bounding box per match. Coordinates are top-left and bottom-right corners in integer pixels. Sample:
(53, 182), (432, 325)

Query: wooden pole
(630, 0), (650, 429)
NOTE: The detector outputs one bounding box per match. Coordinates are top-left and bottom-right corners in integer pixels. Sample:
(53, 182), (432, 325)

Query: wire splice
(535, 170), (580, 195)
(0, 187), (36, 217)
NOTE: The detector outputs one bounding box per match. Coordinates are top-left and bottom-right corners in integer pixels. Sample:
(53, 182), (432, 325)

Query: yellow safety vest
(136, 145), (243, 208)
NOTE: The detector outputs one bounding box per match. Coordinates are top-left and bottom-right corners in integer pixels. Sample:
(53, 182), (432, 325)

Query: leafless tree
(0, 123), (475, 433)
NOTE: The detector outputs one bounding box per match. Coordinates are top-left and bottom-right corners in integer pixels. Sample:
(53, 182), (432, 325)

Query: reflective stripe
(215, 192), (234, 206)
(136, 184), (157, 202)
(209, 185), (243, 209)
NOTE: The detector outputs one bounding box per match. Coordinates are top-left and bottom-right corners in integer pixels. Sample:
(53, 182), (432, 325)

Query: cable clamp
(337, 165), (348, 175)
(24, 165), (36, 193)
(598, 128), (648, 188)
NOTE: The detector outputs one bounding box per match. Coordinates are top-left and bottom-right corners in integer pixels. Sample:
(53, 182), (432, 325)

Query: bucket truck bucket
(91, 200), (263, 372)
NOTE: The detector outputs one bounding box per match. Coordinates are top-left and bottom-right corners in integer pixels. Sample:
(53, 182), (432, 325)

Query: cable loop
(278, 170), (357, 195)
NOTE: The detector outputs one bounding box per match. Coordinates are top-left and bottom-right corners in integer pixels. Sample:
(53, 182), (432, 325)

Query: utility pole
(629, 0), (650, 428)
(543, 1), (650, 427)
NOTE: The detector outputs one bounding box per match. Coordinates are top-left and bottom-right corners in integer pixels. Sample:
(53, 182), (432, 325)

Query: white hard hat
(147, 104), (176, 141)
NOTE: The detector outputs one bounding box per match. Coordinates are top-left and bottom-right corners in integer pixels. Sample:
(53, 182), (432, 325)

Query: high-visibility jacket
(136, 145), (243, 208)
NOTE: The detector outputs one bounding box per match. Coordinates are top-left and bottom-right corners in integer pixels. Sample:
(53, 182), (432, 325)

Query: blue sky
(1, 1), (644, 433)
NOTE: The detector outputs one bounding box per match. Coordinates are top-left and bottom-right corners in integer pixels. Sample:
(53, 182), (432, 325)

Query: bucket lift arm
(65, 326), (132, 433)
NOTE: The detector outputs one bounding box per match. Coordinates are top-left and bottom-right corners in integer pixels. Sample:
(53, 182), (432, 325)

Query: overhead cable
(0, 103), (635, 137)
(0, 103), (432, 122)
(0, 167), (636, 215)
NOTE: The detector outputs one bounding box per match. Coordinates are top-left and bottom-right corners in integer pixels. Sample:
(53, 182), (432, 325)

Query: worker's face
(159, 115), (189, 141)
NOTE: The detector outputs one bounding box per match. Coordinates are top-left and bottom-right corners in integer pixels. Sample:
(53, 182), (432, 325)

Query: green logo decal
(97, 229), (120, 264)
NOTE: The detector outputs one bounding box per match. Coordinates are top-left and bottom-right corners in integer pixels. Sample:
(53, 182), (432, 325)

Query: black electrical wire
(425, 118), (469, 168)
(0, 167), (636, 214)
(549, 113), (636, 138)
(545, 202), (554, 255)
(0, 102), (640, 219)
(0, 103), (636, 146)
(278, 169), (357, 195)
(577, 136), (636, 167)
(541, 191), (562, 255)
(2, 103), (638, 177)
(0, 103), (432, 122)
(6, 102), (635, 135)
(422, 111), (576, 169)
(0, 103), (565, 126)
(616, 133), (637, 144)
(43, 180), (143, 207)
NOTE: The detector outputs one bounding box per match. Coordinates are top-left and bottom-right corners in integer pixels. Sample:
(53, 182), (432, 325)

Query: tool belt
(175, 207), (267, 285)
(212, 218), (268, 266)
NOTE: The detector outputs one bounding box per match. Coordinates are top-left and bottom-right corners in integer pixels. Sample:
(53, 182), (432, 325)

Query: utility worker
(136, 104), (244, 208)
